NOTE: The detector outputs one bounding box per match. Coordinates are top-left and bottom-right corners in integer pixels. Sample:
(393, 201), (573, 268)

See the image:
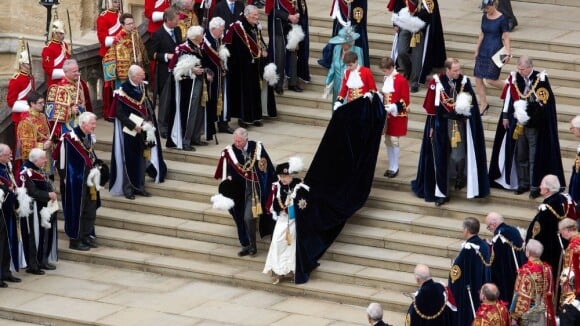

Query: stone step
(94, 206), (462, 269)
(57, 226), (423, 313)
(307, 26), (580, 74)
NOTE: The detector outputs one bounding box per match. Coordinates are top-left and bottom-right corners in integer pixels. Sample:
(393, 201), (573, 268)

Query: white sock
(392, 147), (400, 172)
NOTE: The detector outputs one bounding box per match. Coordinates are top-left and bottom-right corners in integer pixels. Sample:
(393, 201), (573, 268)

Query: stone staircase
(3, 0), (580, 324)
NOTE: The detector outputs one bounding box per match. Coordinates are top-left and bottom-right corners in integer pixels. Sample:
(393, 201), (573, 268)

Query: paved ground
(0, 260), (401, 326)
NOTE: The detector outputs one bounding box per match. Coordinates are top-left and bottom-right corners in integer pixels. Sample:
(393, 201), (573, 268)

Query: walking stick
(466, 284), (476, 319)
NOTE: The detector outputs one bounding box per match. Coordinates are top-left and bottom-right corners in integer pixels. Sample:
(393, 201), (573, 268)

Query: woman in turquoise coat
(324, 27), (364, 109)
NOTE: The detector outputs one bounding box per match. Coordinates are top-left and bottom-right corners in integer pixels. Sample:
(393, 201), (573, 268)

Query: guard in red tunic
(379, 57), (409, 178)
(7, 40), (35, 136)
(473, 283), (510, 326)
(96, 0), (122, 122)
(334, 50), (376, 110)
(145, 0), (171, 35)
(41, 16), (71, 88)
(558, 218), (580, 324)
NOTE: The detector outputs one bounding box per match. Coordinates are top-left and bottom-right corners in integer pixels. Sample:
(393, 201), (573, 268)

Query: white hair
(209, 16), (225, 30)
(233, 128), (248, 140)
(526, 239), (544, 258)
(128, 64), (144, 78)
(572, 115), (580, 128)
(541, 174), (561, 192)
(414, 264), (432, 282)
(0, 144), (10, 156)
(366, 303), (383, 322)
(187, 25), (204, 40)
(29, 148), (46, 163)
(62, 59), (78, 73)
(79, 112), (97, 126)
(244, 5), (258, 15)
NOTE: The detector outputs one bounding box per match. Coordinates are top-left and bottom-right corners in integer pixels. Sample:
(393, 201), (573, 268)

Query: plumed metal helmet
(15, 38), (29, 67)
(52, 20), (66, 34)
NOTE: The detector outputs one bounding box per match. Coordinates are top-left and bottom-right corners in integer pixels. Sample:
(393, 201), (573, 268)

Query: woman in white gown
(263, 157), (308, 284)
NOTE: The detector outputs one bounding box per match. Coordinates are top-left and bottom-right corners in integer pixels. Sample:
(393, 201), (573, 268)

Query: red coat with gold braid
(337, 66), (377, 103)
(473, 301), (510, 326)
(561, 234), (580, 306)
(96, 9), (122, 58)
(510, 258), (556, 326)
(41, 40), (71, 88)
(422, 76), (438, 116)
(144, 0), (171, 34)
(7, 71), (35, 124)
(381, 71), (409, 137)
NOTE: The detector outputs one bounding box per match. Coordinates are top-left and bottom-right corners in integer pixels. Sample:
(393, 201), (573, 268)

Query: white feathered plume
(211, 193), (235, 210)
(87, 167), (103, 192)
(39, 200), (59, 229)
(392, 7), (426, 34)
(263, 63), (279, 86)
(142, 122), (157, 144)
(173, 54), (201, 81)
(288, 156), (304, 174)
(286, 24), (305, 51)
(218, 44), (230, 66)
(513, 100), (530, 125)
(15, 186), (33, 218)
(454, 92), (472, 117)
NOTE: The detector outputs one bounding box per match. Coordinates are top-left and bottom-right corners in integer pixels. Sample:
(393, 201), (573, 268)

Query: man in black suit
(213, 0), (244, 30)
(148, 7), (182, 139)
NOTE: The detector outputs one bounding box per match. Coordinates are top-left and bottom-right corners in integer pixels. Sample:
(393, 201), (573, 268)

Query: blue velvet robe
(448, 235), (491, 326)
(294, 94), (385, 284)
(0, 163), (23, 271)
(491, 222), (526, 305)
(406, 279), (455, 325)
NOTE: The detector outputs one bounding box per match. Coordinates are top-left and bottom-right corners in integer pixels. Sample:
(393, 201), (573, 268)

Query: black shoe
(410, 84), (419, 93)
(529, 189), (541, 199)
(124, 192), (135, 200)
(134, 189), (152, 197)
(274, 87), (284, 95)
(480, 104), (490, 116)
(434, 197), (447, 207)
(455, 176), (466, 190)
(83, 238), (99, 249)
(388, 169), (399, 178)
(514, 186), (530, 195)
(0, 281), (7, 288)
(192, 140), (209, 146)
(26, 268), (45, 275)
(248, 248), (257, 257)
(288, 85), (303, 93)
(238, 120), (249, 128)
(182, 144), (196, 152)
(165, 140), (176, 148)
(40, 263), (56, 270)
(69, 240), (90, 251)
(4, 275), (21, 283)
(253, 121), (263, 127)
(217, 123), (234, 134)
(383, 170), (391, 177)
(237, 248), (250, 257)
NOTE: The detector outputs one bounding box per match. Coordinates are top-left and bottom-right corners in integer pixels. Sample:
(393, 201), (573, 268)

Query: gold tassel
(285, 225), (292, 245)
(451, 121), (461, 148)
(216, 88), (223, 117)
(89, 185), (97, 200)
(410, 34), (417, 48)
(512, 123), (524, 140)
(252, 194), (262, 218)
(201, 80), (208, 105)
(144, 148), (151, 161)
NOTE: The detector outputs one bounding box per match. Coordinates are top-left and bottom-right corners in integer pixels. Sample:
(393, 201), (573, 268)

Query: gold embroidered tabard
(46, 79), (85, 123)
(103, 31), (149, 83)
(177, 10), (199, 37)
(16, 111), (51, 161)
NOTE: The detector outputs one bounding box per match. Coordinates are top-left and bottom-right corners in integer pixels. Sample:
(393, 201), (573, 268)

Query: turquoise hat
(328, 27), (360, 45)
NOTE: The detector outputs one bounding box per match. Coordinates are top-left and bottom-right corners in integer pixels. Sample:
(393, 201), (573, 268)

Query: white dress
(262, 211), (296, 276)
